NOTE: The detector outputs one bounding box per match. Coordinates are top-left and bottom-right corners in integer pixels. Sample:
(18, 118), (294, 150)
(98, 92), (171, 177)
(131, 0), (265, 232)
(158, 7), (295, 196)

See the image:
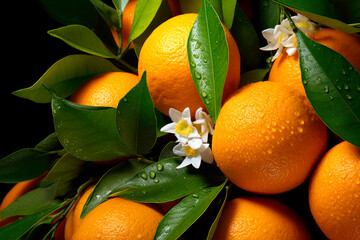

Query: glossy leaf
(231, 5), (262, 72)
(0, 183), (60, 219)
(0, 149), (58, 183)
(116, 72), (157, 154)
(221, 0), (237, 29)
(81, 158), (149, 218)
(13, 55), (120, 103)
(114, 157), (225, 203)
(90, 0), (120, 30)
(35, 133), (63, 152)
(42, 153), (85, 197)
(253, 0), (281, 30)
(274, 0), (360, 33)
(48, 25), (117, 58)
(0, 202), (66, 240)
(128, 0), (162, 43)
(188, 0), (229, 123)
(154, 182), (226, 240)
(239, 68), (269, 88)
(132, 0), (172, 56)
(51, 93), (134, 161)
(295, 29), (360, 147)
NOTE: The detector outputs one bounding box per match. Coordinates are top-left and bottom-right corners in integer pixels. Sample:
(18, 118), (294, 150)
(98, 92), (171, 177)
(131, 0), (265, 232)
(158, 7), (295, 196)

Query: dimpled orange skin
(212, 81), (328, 194)
(64, 185), (94, 240)
(70, 72), (139, 108)
(269, 28), (360, 95)
(71, 197), (164, 240)
(309, 141), (360, 240)
(213, 196), (311, 240)
(138, 13), (240, 118)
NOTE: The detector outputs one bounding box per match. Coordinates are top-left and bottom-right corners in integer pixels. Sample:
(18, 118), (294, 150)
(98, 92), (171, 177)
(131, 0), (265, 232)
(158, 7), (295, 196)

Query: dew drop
(340, 173), (347, 179)
(194, 71), (201, 79)
(190, 61), (196, 67)
(193, 54), (199, 59)
(195, 41), (201, 49)
(149, 171), (156, 179)
(141, 173), (147, 180)
(192, 193), (199, 198)
(267, 149), (272, 154)
(329, 95), (334, 100)
(299, 119), (305, 125)
(342, 69), (347, 75)
(348, 66), (353, 71)
(123, 98), (128, 102)
(154, 178), (159, 183)
(304, 68), (308, 72)
(337, 85), (342, 91)
(157, 163), (164, 171)
(205, 99), (210, 105)
(303, 80), (307, 85)
(317, 76), (321, 81)
(201, 92), (207, 98)
(298, 127), (303, 133)
(357, 86), (360, 91)
(203, 59), (208, 63)
(346, 95), (352, 100)
(344, 84), (350, 90)
(271, 128), (276, 132)
(203, 188), (211, 193)
(324, 85), (329, 93)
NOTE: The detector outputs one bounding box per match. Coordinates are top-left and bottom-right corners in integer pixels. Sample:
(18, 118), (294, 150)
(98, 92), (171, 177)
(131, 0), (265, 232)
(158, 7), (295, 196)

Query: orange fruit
(0, 173), (46, 227)
(64, 185), (94, 240)
(70, 72), (139, 108)
(269, 28), (360, 95)
(213, 196), (311, 240)
(111, 0), (137, 51)
(138, 13), (240, 118)
(212, 81), (327, 194)
(71, 197), (163, 240)
(309, 141), (360, 240)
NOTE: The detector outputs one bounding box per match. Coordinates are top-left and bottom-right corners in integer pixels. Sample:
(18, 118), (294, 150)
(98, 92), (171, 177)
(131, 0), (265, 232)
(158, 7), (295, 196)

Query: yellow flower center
(193, 123), (204, 136)
(175, 120), (193, 136)
(183, 146), (198, 156)
(296, 22), (310, 30)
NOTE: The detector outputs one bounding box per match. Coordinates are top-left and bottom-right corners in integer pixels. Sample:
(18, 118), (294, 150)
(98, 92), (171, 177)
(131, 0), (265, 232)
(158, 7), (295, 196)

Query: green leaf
(90, 0), (119, 30)
(221, 0), (237, 29)
(155, 109), (170, 138)
(51, 93), (134, 161)
(253, 0), (281, 30)
(42, 153), (86, 197)
(116, 72), (157, 154)
(231, 5), (262, 72)
(239, 69), (269, 88)
(0, 183), (60, 219)
(154, 181), (226, 240)
(114, 157), (225, 203)
(0, 149), (58, 183)
(35, 133), (63, 152)
(206, 185), (229, 239)
(132, 0), (172, 56)
(81, 158), (149, 218)
(13, 55), (120, 103)
(38, 0), (97, 27)
(188, 0), (229, 123)
(294, 29), (360, 147)
(48, 25), (117, 58)
(0, 202), (66, 240)
(274, 0), (360, 33)
(128, 0), (162, 42)
(158, 142), (177, 160)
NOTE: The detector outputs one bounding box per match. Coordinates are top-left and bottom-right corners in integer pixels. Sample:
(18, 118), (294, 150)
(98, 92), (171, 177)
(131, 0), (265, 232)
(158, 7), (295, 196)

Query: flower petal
(182, 107), (191, 120)
(173, 143), (186, 156)
(169, 108), (182, 122)
(160, 122), (176, 133)
(201, 147), (214, 164)
(188, 138), (203, 150)
(191, 155), (202, 169)
(176, 157), (193, 169)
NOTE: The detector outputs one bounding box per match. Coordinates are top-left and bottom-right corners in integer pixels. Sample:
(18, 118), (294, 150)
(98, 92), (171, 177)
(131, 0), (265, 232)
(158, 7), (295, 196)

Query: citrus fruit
(0, 173), (46, 227)
(71, 197), (163, 240)
(111, 0), (137, 51)
(213, 196), (311, 240)
(138, 13), (240, 118)
(269, 28), (360, 95)
(70, 72), (139, 108)
(309, 141), (360, 240)
(64, 185), (95, 240)
(212, 81), (327, 194)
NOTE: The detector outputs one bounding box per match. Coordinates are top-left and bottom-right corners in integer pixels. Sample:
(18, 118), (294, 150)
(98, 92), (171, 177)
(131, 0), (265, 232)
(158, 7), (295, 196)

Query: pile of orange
(1, 1), (360, 239)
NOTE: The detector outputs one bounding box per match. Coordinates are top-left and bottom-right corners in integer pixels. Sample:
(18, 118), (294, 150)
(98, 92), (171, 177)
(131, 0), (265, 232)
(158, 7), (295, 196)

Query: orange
(0, 173), (46, 227)
(138, 13), (240, 118)
(70, 72), (139, 108)
(71, 197), (163, 240)
(309, 141), (360, 240)
(111, 0), (137, 51)
(212, 81), (327, 194)
(269, 28), (360, 95)
(64, 185), (94, 240)
(213, 196), (311, 240)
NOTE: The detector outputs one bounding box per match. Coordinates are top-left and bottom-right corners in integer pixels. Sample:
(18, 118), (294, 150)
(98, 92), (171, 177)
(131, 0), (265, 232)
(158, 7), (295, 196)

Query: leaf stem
(114, 57), (138, 74)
